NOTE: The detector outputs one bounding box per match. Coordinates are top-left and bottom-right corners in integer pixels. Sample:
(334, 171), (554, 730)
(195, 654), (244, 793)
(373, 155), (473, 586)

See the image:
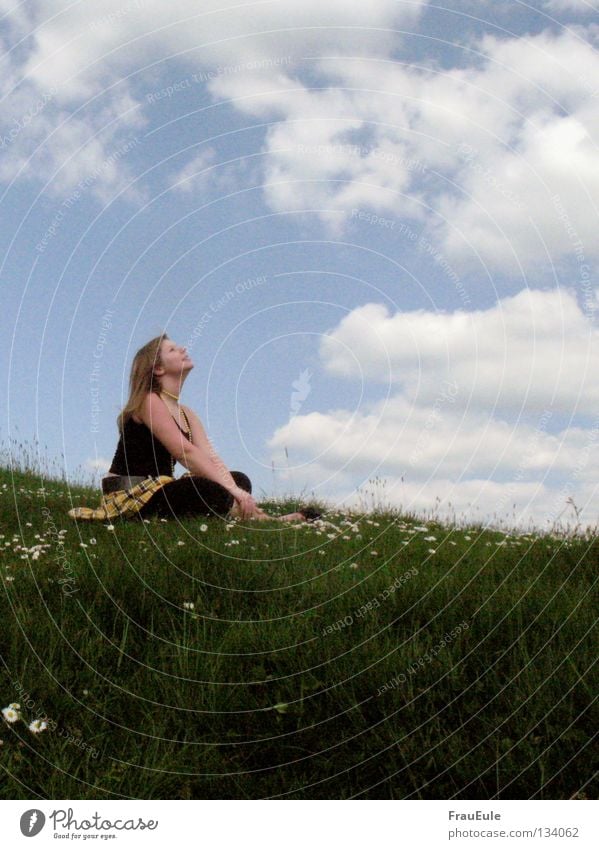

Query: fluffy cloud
(269, 389), (599, 480)
(268, 387), (599, 529)
(318, 287), (599, 414)
(169, 147), (217, 194)
(5, 1), (599, 270)
(0, 0), (427, 198)
(267, 286), (599, 528)
(208, 27), (599, 268)
(9, 0), (427, 101)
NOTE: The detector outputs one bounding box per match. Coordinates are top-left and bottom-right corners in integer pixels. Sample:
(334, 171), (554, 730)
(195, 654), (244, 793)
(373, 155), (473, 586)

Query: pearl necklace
(159, 391), (192, 475)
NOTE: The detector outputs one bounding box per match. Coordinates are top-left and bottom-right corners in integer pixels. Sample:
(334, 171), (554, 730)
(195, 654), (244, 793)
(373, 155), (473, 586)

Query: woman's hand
(230, 487), (265, 519)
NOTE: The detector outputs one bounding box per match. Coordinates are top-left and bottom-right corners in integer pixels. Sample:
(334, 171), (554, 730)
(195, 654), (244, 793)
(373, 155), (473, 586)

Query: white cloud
(11, 1), (427, 101)
(207, 28), (599, 268)
(0, 0), (427, 198)
(267, 388), (599, 529)
(169, 147), (217, 193)
(5, 1), (599, 270)
(266, 285), (599, 529)
(317, 288), (599, 414)
(338, 475), (599, 532)
(269, 390), (599, 481)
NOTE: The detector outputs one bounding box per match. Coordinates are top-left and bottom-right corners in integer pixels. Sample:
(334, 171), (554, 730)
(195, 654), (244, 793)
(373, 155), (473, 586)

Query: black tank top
(108, 415), (190, 477)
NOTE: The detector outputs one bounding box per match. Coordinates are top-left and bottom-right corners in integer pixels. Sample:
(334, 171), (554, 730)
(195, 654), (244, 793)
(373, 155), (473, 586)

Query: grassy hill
(0, 463), (596, 799)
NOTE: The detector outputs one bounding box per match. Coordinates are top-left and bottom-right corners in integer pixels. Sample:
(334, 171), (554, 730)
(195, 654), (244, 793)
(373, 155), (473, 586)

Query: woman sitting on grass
(68, 333), (319, 523)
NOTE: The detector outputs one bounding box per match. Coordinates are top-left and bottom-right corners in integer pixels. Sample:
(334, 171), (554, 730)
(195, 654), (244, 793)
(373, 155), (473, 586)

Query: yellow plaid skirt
(67, 475), (175, 521)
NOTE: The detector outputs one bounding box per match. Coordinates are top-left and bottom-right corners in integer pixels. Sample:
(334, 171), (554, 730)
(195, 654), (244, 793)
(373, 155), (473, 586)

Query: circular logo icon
(20, 810), (46, 837)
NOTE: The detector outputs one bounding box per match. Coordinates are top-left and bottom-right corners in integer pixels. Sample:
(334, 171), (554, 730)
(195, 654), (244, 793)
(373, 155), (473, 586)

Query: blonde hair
(116, 333), (169, 432)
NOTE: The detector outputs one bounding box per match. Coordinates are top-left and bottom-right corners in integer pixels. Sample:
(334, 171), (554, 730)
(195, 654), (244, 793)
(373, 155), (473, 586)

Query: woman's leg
(137, 471), (251, 520)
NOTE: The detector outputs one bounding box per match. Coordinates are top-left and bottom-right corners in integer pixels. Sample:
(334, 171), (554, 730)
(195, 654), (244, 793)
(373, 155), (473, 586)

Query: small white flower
(105, 525), (115, 531)
(89, 538), (97, 545)
(8, 703), (20, 710)
(326, 533), (336, 539)
(428, 548), (437, 554)
(349, 562), (359, 569)
(28, 719), (47, 734)
(26, 522), (32, 527)
(79, 543), (88, 548)
(464, 535), (471, 540)
(32, 551), (40, 560)
(177, 540), (185, 546)
(199, 524), (208, 532)
(183, 601), (195, 610)
(143, 519), (151, 524)
(424, 535), (437, 542)
(318, 550), (325, 555)
(83, 689), (90, 696)
(370, 550), (378, 556)
(2, 706), (20, 723)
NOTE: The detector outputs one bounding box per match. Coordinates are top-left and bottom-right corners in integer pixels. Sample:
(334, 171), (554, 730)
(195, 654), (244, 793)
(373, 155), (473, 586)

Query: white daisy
(183, 601), (195, 610)
(2, 706), (20, 723)
(199, 524), (208, 532)
(28, 719), (47, 734)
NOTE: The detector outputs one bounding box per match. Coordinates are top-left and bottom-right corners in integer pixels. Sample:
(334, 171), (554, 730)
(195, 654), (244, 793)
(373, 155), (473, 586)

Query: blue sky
(2, 0), (599, 529)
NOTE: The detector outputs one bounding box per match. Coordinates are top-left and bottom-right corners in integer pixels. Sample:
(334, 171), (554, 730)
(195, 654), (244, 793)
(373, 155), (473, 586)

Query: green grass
(0, 460), (597, 800)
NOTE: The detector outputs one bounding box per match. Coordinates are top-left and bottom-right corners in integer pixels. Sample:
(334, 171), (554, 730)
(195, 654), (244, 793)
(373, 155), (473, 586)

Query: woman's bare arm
(139, 394), (239, 492)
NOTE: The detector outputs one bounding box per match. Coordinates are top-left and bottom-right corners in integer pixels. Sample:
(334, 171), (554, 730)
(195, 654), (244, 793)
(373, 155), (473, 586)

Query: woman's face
(158, 340), (194, 376)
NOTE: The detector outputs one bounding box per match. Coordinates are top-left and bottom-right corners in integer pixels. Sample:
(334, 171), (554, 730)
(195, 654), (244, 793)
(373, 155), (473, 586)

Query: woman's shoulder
(133, 392), (160, 424)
